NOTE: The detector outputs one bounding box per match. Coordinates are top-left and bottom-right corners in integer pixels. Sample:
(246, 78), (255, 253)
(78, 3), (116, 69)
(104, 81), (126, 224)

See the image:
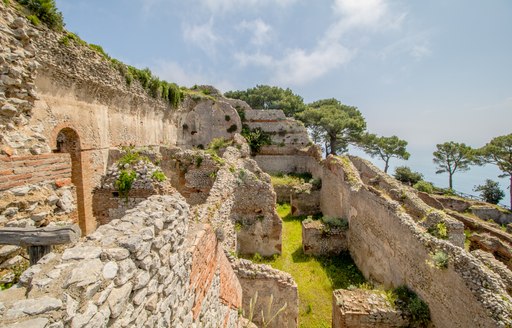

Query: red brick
(55, 178), (72, 188)
(190, 226), (218, 319)
(0, 170), (13, 176)
(0, 181), (25, 190)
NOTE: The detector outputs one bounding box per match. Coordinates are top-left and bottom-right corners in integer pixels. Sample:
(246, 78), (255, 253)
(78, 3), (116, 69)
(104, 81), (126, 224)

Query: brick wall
(0, 153), (71, 191)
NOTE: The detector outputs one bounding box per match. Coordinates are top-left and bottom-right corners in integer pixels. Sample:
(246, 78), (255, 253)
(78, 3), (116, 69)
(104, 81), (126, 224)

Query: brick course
(0, 153), (72, 191)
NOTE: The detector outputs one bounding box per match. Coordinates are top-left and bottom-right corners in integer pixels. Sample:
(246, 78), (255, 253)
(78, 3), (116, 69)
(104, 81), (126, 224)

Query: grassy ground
(248, 203), (365, 327)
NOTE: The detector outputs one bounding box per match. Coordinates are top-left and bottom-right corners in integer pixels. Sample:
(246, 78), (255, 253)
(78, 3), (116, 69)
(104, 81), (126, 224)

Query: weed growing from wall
(427, 221), (448, 240)
(241, 125), (271, 154)
(428, 250), (449, 269)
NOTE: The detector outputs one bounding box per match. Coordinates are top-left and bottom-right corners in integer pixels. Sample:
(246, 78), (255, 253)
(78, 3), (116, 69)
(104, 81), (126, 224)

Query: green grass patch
(249, 203), (365, 327)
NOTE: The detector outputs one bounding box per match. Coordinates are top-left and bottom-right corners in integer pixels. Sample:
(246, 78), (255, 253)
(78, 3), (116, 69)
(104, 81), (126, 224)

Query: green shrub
(413, 180), (434, 193)
(207, 138), (232, 154)
(321, 216), (349, 231)
(26, 14), (40, 26)
(241, 125), (271, 154)
(237, 107), (246, 122)
(394, 166), (423, 185)
(151, 170), (166, 182)
(430, 251), (449, 269)
(117, 147), (149, 167)
(59, 32), (87, 47)
(392, 286), (430, 326)
(3, 0), (10, 6)
(18, 0), (64, 31)
(89, 44), (109, 59)
(473, 179), (505, 204)
(115, 169), (136, 199)
(428, 221), (448, 239)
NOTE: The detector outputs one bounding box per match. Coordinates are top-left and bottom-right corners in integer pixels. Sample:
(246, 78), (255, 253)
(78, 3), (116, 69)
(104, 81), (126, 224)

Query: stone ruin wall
(0, 195), (243, 328)
(230, 256), (299, 328)
(302, 220), (347, 256)
(0, 4), (298, 328)
(243, 110), (322, 175)
(319, 155), (512, 327)
(0, 1), (243, 235)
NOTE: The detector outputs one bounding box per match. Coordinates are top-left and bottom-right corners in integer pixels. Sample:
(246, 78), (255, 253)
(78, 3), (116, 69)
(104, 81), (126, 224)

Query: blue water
(348, 147), (511, 209)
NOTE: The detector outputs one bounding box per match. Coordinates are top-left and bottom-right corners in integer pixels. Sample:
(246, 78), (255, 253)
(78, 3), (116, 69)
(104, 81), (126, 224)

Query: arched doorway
(53, 127), (90, 235)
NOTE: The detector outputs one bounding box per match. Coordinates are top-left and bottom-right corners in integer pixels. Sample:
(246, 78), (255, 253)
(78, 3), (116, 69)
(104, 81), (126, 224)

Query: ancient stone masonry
(273, 181), (321, 216)
(321, 155), (512, 327)
(332, 289), (410, 328)
(93, 152), (173, 225)
(230, 255), (299, 328)
(302, 219), (348, 256)
(178, 96), (242, 149)
(0, 5), (46, 157)
(160, 147), (220, 206)
(0, 195), (243, 328)
(418, 189), (512, 270)
(243, 109), (322, 175)
(191, 136), (282, 257)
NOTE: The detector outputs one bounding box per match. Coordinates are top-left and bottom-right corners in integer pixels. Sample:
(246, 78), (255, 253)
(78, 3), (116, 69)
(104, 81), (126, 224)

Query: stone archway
(52, 127), (94, 235)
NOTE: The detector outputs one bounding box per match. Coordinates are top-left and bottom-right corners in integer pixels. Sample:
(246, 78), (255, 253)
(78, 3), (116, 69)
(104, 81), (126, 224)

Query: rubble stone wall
(231, 257), (299, 328)
(0, 195), (242, 328)
(332, 289), (409, 328)
(302, 220), (347, 256)
(321, 156), (512, 328)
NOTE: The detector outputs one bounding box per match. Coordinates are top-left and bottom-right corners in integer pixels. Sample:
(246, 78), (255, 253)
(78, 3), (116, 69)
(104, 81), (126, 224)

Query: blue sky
(55, 0), (512, 206)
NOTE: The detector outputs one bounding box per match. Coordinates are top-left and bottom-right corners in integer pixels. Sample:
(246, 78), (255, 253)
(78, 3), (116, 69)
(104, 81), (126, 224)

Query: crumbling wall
(190, 136), (282, 257)
(92, 152), (173, 225)
(241, 109), (322, 175)
(0, 195), (242, 328)
(321, 155), (512, 327)
(160, 147), (219, 206)
(230, 256), (299, 328)
(332, 289), (409, 328)
(273, 183), (321, 216)
(177, 96), (242, 149)
(302, 220), (347, 256)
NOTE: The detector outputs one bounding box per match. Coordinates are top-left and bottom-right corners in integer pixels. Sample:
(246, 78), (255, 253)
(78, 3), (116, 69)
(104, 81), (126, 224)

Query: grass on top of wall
(245, 203), (365, 328)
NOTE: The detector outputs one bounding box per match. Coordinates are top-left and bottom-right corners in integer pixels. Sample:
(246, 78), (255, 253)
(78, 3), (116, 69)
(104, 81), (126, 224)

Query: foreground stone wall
(231, 256), (299, 328)
(320, 156), (512, 327)
(0, 195), (242, 328)
(332, 289), (409, 328)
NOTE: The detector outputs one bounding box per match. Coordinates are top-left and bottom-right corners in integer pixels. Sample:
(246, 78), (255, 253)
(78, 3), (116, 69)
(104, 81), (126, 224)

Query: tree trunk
(449, 173), (453, 190)
(384, 159), (389, 173)
(329, 135), (337, 155)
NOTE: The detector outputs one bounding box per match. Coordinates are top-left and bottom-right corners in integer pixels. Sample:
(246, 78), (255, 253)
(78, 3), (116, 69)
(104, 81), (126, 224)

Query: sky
(55, 0), (512, 207)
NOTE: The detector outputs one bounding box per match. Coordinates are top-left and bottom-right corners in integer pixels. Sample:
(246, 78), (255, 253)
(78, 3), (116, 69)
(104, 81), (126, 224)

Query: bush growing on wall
(18, 0), (64, 31)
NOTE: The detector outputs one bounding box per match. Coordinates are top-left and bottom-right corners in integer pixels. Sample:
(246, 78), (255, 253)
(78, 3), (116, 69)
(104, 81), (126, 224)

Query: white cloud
(234, 52), (274, 67)
(410, 43), (431, 60)
(237, 19), (273, 46)
(378, 32), (432, 61)
(153, 60), (234, 92)
(199, 0), (298, 13)
(231, 0), (410, 85)
(274, 43), (354, 84)
(183, 19), (219, 55)
(235, 43), (354, 85)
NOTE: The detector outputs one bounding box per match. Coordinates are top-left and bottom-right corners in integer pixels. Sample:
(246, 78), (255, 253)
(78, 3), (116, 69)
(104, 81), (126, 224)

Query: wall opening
(54, 128), (88, 235)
